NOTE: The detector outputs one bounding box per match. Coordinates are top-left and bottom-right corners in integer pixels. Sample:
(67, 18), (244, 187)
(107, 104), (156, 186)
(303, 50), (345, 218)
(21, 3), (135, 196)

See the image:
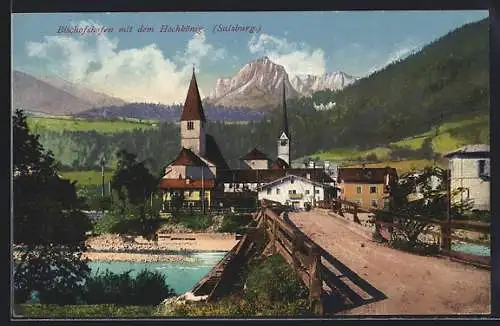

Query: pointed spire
(281, 76), (290, 138)
(180, 67), (206, 122)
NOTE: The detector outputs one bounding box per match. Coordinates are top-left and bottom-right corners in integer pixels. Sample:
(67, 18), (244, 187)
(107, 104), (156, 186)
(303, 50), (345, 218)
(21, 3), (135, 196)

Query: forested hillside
(32, 18), (489, 174)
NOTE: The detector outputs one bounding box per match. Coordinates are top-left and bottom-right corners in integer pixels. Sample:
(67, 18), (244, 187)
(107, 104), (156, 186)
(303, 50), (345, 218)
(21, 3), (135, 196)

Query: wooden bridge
(189, 198), (490, 315)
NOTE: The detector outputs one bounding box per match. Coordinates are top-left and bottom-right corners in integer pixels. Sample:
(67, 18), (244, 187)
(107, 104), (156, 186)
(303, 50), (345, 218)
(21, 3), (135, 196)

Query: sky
(12, 11), (489, 104)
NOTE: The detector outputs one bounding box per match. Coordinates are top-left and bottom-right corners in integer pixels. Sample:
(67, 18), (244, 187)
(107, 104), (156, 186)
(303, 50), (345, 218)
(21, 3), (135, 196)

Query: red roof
(240, 148), (270, 161)
(338, 167), (398, 183)
(159, 178), (215, 189)
(180, 70), (206, 122)
(271, 158), (290, 170)
(170, 148), (208, 167)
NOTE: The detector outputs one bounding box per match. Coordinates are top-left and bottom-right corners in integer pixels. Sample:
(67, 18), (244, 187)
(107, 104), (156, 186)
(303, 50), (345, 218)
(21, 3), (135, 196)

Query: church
(159, 68), (335, 211)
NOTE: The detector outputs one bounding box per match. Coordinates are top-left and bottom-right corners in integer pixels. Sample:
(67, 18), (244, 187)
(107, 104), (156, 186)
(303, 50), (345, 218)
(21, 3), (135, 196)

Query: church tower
(180, 67), (206, 156)
(277, 78), (290, 165)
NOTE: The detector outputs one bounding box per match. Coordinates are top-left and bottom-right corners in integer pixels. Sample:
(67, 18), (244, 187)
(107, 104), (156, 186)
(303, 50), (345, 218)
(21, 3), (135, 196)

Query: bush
(82, 269), (175, 305)
(18, 304), (156, 318)
(365, 153), (379, 162)
(244, 255), (309, 306)
(218, 214), (252, 233)
(176, 213), (213, 231)
(389, 238), (440, 256)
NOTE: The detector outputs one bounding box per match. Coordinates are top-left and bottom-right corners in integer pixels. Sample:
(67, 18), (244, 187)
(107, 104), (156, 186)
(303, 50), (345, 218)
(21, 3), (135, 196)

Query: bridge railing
(255, 201), (324, 315)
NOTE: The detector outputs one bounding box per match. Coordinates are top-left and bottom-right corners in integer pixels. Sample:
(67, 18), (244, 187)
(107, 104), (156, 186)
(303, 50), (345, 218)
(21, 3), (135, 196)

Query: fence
(253, 203), (324, 314)
(321, 198), (490, 268)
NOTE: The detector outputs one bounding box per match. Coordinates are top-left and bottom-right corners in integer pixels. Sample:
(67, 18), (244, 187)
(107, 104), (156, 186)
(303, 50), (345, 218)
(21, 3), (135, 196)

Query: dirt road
(290, 209), (490, 315)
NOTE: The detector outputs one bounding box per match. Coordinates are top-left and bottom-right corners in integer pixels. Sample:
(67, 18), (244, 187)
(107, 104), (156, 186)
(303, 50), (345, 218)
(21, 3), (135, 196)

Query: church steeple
(277, 76), (291, 166)
(180, 66), (206, 156)
(181, 66), (206, 122)
(280, 78), (290, 138)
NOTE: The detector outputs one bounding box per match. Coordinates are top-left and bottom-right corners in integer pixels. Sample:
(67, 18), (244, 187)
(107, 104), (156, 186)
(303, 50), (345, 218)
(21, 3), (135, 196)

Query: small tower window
(280, 139), (288, 146)
(187, 121), (194, 130)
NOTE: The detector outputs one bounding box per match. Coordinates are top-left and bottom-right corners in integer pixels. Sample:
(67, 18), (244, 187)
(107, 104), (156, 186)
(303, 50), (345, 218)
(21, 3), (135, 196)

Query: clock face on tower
(281, 139), (288, 146)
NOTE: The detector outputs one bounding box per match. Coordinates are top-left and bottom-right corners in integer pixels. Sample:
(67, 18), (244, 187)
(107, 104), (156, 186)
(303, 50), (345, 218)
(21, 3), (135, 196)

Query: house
(338, 166), (398, 210)
(444, 144), (490, 212)
(159, 68), (228, 211)
(239, 148), (271, 170)
(257, 174), (336, 209)
(217, 168), (335, 193)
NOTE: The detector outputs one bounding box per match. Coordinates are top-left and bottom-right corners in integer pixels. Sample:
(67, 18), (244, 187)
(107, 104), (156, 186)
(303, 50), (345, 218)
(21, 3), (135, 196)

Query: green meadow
(27, 116), (159, 134)
(59, 170), (114, 186)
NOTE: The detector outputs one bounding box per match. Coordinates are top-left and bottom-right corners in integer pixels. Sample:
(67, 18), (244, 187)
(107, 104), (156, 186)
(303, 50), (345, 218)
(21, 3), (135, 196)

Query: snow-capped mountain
(206, 56), (300, 110)
(207, 56), (357, 109)
(290, 72), (357, 96)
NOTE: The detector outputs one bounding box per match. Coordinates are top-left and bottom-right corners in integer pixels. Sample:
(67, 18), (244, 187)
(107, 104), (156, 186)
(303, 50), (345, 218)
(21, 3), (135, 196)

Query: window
(281, 139), (288, 146)
(371, 200), (378, 208)
(290, 178), (294, 184)
(478, 160), (486, 177)
(229, 183), (233, 188)
(315, 189), (320, 194)
(187, 121), (194, 130)
(276, 188), (280, 195)
(267, 188), (271, 195)
(356, 186), (362, 194)
(305, 190), (310, 194)
(370, 186), (377, 194)
(289, 190), (296, 194)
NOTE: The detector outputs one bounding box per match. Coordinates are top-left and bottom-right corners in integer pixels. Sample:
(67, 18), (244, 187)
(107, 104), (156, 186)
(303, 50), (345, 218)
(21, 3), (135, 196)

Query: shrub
(244, 255), (309, 306)
(389, 238), (440, 256)
(218, 214), (252, 233)
(365, 153), (379, 162)
(177, 213), (213, 231)
(82, 269), (175, 305)
(19, 304), (156, 318)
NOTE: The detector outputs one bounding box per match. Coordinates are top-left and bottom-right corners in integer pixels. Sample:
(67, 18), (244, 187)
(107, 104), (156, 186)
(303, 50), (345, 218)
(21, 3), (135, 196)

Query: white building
(444, 144), (490, 212)
(257, 174), (333, 209)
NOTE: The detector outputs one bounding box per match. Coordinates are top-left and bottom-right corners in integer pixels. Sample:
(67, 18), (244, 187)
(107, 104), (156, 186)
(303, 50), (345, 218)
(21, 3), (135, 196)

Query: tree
(377, 166), (471, 251)
(110, 149), (160, 239)
(13, 109), (92, 304)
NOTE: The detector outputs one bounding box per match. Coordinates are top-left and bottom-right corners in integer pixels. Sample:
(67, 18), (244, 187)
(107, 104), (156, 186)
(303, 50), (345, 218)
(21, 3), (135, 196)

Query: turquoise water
(89, 252), (226, 295)
(451, 243), (490, 257)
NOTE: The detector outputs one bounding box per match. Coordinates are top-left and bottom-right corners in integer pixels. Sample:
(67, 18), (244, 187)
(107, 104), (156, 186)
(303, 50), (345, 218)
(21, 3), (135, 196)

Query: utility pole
(100, 156), (106, 197)
(313, 160), (316, 208)
(201, 167), (205, 215)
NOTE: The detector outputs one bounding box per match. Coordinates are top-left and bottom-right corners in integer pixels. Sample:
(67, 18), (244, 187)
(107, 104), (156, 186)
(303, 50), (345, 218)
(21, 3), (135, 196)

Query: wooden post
(271, 216), (277, 254)
(291, 229), (303, 271)
(353, 204), (361, 224)
(309, 244), (323, 316)
(441, 169), (452, 252)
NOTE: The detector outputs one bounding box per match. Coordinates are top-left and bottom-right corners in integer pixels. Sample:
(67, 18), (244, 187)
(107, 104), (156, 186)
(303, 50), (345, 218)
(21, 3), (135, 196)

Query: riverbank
(83, 233), (238, 262)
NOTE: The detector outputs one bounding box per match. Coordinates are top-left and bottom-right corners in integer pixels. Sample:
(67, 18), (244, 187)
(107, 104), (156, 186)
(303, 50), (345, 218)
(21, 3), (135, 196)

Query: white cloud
(25, 28), (226, 103)
(247, 33), (326, 76)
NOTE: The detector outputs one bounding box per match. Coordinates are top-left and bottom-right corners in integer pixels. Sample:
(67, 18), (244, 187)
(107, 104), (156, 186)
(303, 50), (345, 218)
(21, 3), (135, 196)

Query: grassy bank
(60, 170), (114, 186)
(14, 304), (157, 318)
(27, 116), (159, 134)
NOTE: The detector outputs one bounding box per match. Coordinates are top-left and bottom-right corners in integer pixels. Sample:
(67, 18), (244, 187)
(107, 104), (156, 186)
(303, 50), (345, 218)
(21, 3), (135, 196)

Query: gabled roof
(271, 157), (290, 170)
(180, 69), (206, 122)
(203, 134), (229, 170)
(444, 144), (490, 158)
(256, 174), (331, 191)
(240, 148), (270, 161)
(170, 147), (208, 167)
(159, 178), (215, 190)
(338, 167), (397, 183)
(217, 168), (333, 184)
